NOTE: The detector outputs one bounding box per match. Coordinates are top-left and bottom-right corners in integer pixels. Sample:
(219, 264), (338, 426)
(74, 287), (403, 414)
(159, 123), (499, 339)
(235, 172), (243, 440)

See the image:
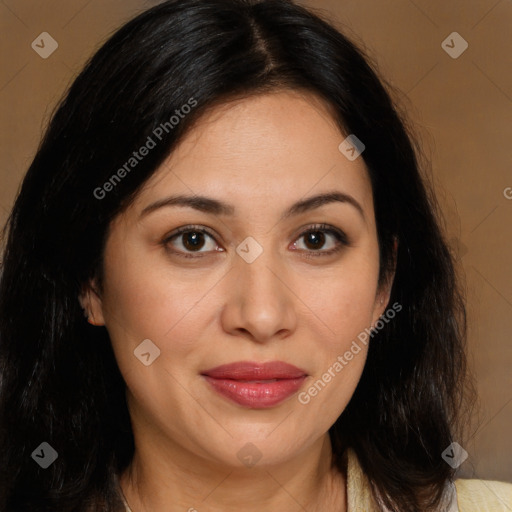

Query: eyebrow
(139, 191), (365, 221)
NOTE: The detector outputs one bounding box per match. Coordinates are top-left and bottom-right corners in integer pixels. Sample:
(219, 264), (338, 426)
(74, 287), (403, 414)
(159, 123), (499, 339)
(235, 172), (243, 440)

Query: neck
(119, 432), (346, 512)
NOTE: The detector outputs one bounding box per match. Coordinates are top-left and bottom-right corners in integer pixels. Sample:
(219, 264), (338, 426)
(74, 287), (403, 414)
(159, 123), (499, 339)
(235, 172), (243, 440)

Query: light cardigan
(121, 448), (512, 511)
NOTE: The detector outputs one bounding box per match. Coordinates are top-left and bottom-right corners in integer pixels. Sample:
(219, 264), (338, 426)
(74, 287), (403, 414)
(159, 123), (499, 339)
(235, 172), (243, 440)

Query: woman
(0, 0), (510, 510)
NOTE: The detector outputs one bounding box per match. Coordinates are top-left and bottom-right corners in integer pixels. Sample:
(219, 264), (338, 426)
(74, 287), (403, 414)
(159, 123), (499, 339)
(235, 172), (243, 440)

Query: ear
(78, 280), (106, 326)
(371, 237), (398, 324)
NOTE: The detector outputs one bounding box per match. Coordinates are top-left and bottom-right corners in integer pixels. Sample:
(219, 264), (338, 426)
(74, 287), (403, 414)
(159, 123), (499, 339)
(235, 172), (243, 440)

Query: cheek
(296, 272), (375, 426)
(99, 253), (212, 437)
(298, 256), (380, 346)
(293, 252), (379, 414)
(99, 242), (214, 371)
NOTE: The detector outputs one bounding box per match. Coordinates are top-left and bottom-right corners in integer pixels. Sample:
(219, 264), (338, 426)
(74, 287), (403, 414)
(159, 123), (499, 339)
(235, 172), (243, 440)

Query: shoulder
(455, 477), (512, 511)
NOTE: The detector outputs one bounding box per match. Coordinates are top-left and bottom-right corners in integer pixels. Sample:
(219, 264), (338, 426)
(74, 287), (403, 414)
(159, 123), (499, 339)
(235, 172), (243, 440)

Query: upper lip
(202, 361), (307, 380)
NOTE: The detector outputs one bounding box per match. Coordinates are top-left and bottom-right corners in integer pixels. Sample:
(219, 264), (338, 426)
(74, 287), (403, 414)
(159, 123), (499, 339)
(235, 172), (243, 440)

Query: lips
(202, 361), (307, 408)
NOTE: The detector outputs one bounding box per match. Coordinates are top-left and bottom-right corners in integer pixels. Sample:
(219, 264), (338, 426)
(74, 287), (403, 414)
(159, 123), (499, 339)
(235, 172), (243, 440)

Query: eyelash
(163, 223), (349, 259)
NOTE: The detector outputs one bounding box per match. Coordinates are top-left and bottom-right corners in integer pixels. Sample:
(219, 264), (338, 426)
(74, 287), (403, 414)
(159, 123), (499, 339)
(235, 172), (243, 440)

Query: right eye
(163, 226), (223, 258)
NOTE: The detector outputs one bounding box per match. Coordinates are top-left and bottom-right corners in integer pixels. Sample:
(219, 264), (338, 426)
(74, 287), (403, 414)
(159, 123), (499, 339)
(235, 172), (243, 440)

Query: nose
(220, 252), (298, 344)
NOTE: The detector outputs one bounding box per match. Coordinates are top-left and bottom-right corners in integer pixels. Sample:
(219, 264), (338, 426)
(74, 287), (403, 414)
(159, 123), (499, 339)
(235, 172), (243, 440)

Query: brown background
(0, 0), (511, 482)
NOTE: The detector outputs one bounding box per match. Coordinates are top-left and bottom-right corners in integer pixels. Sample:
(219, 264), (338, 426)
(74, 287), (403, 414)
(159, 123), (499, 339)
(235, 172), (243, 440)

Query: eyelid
(164, 224), (218, 242)
(295, 223), (349, 244)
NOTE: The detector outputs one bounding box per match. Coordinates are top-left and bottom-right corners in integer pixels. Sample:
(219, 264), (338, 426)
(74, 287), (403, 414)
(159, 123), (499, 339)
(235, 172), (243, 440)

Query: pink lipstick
(202, 361), (307, 408)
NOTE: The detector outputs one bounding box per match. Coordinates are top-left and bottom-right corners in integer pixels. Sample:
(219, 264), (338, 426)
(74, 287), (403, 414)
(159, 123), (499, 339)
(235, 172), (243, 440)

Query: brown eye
(164, 226), (220, 256)
(303, 231), (326, 250)
(181, 231), (206, 251)
(291, 224), (349, 257)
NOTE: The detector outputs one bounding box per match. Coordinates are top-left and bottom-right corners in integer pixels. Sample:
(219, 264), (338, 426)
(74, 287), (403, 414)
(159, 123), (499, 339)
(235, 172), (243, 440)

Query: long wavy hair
(0, 0), (471, 510)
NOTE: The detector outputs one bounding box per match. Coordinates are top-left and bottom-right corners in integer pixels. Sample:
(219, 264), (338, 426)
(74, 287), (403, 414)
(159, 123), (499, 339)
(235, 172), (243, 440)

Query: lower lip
(203, 376), (306, 408)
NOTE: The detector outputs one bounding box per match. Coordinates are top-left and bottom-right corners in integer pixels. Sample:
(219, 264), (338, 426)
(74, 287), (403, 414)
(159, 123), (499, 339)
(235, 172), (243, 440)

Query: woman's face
(85, 91), (393, 469)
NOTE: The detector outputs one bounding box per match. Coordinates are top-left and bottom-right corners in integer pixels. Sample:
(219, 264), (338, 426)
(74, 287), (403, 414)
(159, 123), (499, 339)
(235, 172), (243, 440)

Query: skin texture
(81, 91), (394, 512)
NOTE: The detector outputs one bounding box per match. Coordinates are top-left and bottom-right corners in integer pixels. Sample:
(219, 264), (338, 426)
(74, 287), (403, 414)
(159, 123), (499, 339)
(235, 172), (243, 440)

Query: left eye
(292, 227), (345, 253)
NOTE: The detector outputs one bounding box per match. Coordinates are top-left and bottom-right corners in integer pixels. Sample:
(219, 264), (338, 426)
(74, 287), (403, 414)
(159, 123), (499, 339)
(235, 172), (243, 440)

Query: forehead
(131, 91), (373, 219)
